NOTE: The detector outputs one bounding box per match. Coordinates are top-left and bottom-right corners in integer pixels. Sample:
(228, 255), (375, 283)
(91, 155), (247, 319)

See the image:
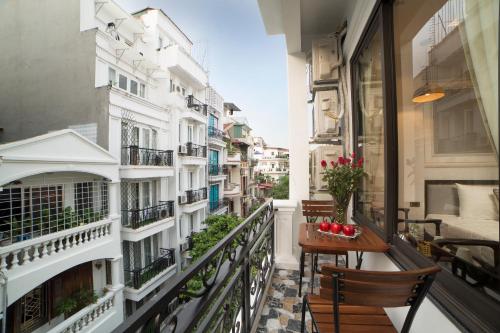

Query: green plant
(56, 297), (78, 316)
(271, 175), (289, 199)
(74, 288), (98, 307)
(321, 154), (365, 224)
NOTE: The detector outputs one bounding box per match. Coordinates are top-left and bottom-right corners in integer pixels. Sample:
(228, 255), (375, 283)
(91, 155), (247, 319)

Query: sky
(117, 0), (289, 148)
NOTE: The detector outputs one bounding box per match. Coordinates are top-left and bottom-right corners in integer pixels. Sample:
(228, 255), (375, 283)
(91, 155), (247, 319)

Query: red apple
(330, 222), (343, 234)
(343, 224), (356, 236)
(319, 220), (331, 232)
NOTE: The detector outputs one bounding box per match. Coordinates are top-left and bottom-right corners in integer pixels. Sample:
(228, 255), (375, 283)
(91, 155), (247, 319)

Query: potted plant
(321, 153), (365, 225)
(56, 297), (78, 319)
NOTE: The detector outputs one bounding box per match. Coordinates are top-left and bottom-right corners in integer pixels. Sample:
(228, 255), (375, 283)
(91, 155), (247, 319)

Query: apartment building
(0, 0), (208, 322)
(253, 141), (289, 182)
(223, 103), (255, 217)
(0, 130), (124, 333)
(206, 86), (229, 216)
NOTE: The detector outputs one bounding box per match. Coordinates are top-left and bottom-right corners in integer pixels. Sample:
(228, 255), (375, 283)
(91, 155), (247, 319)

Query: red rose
(321, 160), (327, 168)
(351, 152), (356, 159)
(345, 158), (351, 164)
(338, 156), (345, 165)
(330, 161), (336, 168)
(357, 157), (364, 167)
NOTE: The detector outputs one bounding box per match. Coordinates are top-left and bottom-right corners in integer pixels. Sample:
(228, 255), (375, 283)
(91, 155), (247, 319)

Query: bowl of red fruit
(317, 222), (362, 239)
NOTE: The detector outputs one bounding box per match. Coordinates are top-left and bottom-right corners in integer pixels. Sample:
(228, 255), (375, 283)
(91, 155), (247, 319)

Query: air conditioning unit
(179, 145), (187, 154)
(179, 195), (188, 204)
(312, 37), (341, 84)
(160, 208), (169, 219)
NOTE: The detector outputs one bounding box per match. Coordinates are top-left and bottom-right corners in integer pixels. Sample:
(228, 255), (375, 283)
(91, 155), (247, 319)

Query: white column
(287, 52), (309, 258)
(110, 256), (123, 287)
(274, 200), (299, 269)
(109, 181), (120, 218)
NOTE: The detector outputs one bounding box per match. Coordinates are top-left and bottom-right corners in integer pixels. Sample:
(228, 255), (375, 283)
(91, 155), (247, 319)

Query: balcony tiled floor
(257, 254), (346, 333)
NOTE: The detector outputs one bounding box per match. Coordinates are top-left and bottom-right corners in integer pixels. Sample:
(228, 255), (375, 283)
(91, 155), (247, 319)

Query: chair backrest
(320, 265), (440, 333)
(302, 200), (335, 223)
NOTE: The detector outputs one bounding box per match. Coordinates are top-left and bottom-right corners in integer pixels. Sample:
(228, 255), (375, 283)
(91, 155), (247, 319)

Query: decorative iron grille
(121, 147), (173, 166)
(123, 247), (176, 289)
(208, 164), (223, 176)
(121, 201), (174, 229)
(209, 199), (229, 213)
(0, 179), (109, 244)
(112, 199), (274, 333)
(178, 188), (207, 205)
(208, 126), (225, 140)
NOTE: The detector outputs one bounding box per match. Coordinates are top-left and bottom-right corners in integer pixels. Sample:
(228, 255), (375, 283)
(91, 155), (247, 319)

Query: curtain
(460, 0), (499, 155)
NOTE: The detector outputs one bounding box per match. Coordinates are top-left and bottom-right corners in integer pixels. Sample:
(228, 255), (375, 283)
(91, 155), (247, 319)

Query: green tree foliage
(271, 175), (289, 199)
(186, 214), (243, 292)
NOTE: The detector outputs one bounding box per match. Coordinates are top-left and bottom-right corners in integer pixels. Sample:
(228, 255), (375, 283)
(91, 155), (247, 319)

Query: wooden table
(298, 223), (390, 295)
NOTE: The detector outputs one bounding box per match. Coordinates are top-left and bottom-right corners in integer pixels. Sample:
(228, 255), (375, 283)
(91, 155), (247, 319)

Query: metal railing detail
(179, 143), (207, 158)
(178, 188), (208, 205)
(124, 248), (176, 289)
(113, 199), (275, 333)
(209, 200), (228, 213)
(208, 164), (224, 176)
(121, 146), (173, 166)
(186, 95), (207, 116)
(208, 126), (225, 140)
(121, 201), (174, 229)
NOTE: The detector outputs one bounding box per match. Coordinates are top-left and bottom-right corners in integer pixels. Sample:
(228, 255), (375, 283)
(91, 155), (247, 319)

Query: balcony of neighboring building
(223, 182), (241, 197)
(226, 151), (241, 165)
(208, 164), (227, 182)
(178, 142), (207, 165)
(121, 201), (175, 241)
(158, 45), (208, 90)
(123, 246), (177, 301)
(208, 126), (226, 148)
(178, 188), (208, 213)
(180, 95), (208, 123)
(120, 145), (174, 179)
(208, 199), (229, 215)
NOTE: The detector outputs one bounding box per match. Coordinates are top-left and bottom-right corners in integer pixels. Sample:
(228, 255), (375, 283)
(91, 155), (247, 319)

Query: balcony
(209, 199), (229, 214)
(179, 142), (207, 159)
(209, 165), (227, 182)
(121, 201), (174, 230)
(224, 183), (241, 197)
(121, 146), (173, 167)
(208, 126), (225, 140)
(186, 95), (208, 116)
(159, 45), (208, 89)
(226, 152), (241, 164)
(120, 146), (174, 178)
(124, 248), (176, 290)
(178, 188), (208, 205)
(113, 200), (275, 333)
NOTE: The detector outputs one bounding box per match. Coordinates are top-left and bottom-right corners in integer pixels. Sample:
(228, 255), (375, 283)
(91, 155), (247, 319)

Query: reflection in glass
(354, 27), (385, 230)
(395, 0), (499, 303)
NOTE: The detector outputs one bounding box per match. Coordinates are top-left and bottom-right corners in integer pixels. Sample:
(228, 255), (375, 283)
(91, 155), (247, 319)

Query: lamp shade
(412, 84), (445, 103)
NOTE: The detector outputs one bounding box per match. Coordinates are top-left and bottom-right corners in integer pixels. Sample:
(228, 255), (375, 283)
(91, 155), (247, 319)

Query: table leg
(310, 252), (315, 294)
(355, 251), (364, 270)
(299, 249), (305, 297)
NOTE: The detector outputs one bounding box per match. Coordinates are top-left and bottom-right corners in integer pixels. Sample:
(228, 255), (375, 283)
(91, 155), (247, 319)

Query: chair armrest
(433, 238), (500, 270)
(398, 219), (442, 236)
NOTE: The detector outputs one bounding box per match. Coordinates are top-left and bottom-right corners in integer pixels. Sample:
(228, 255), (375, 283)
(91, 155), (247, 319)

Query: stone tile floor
(256, 254), (346, 333)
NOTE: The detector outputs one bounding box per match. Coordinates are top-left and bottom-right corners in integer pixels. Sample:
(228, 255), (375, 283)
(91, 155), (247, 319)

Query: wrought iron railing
(209, 199), (228, 213)
(178, 188), (208, 205)
(121, 146), (174, 166)
(208, 164), (224, 176)
(113, 199), (274, 333)
(186, 95), (207, 116)
(179, 142), (207, 158)
(121, 201), (174, 229)
(208, 126), (225, 140)
(124, 248), (176, 289)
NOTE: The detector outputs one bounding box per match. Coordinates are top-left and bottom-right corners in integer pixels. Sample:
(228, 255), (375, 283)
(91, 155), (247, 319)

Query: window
(170, 80), (174, 93)
(130, 80), (138, 95)
(393, 0), (499, 328)
(187, 125), (193, 143)
(108, 67), (116, 86)
(139, 83), (145, 98)
(182, 87), (186, 96)
(119, 74), (127, 90)
(142, 182), (150, 208)
(158, 37), (163, 49)
(352, 8), (387, 233)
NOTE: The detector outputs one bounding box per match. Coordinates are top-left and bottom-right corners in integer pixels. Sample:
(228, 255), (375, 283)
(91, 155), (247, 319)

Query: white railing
(0, 219), (113, 271)
(53, 290), (116, 333)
